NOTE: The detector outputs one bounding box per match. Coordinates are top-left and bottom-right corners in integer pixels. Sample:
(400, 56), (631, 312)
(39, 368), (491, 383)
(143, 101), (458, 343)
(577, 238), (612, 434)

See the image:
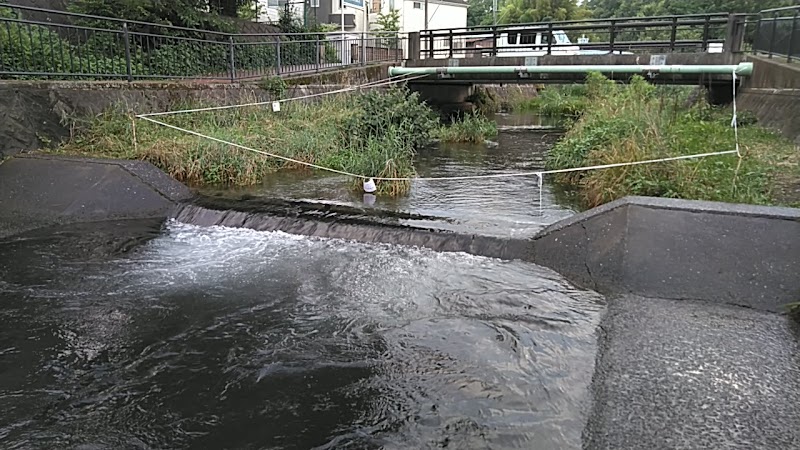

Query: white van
(497, 28), (582, 56)
(464, 27), (631, 57)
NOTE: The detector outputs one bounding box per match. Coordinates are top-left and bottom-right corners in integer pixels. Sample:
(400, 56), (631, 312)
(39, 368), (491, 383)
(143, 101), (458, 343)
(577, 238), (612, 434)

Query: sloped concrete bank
(0, 154), (192, 238)
(529, 196), (800, 312)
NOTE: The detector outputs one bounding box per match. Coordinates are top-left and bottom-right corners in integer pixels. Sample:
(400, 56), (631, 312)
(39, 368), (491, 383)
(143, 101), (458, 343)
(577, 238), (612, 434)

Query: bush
(545, 72), (799, 209)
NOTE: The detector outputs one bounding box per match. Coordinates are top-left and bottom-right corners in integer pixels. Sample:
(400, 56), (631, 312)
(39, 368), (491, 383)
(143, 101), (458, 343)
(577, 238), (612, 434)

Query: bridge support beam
(408, 82), (475, 117)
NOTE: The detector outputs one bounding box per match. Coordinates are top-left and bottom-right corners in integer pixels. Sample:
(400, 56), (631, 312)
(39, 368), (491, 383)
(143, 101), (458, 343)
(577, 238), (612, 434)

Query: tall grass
(436, 113), (498, 143)
(546, 73), (800, 208)
(54, 87), (494, 195)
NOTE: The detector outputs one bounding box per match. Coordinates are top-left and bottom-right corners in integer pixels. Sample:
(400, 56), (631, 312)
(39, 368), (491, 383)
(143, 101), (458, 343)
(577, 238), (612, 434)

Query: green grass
(545, 73), (800, 209)
(435, 113), (498, 143)
(52, 87), (496, 196)
(513, 84), (590, 117)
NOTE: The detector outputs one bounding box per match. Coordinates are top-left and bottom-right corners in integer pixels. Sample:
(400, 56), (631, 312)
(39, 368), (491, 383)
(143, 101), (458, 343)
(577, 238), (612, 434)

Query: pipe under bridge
(393, 13), (753, 106)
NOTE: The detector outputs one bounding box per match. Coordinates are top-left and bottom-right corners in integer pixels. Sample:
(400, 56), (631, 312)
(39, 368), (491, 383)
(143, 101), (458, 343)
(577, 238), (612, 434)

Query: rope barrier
(135, 67), (745, 187)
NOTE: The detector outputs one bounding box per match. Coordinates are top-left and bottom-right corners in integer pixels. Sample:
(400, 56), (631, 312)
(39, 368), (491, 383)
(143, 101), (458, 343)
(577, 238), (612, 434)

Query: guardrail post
(448, 29), (453, 58)
(670, 17), (677, 52)
(609, 20), (616, 53)
(547, 22), (553, 55)
(768, 12), (777, 58)
(228, 35), (236, 83)
(701, 15), (710, 51)
(408, 32), (420, 60)
(724, 13), (745, 54)
(491, 26), (498, 57)
(276, 39), (282, 74)
(122, 22), (133, 82)
(788, 11), (798, 62)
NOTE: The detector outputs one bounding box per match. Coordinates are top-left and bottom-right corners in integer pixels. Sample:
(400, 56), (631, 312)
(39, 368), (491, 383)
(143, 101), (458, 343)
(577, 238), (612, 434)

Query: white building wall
(256, 0), (305, 24)
(392, 0), (466, 33)
(332, 0), (369, 32)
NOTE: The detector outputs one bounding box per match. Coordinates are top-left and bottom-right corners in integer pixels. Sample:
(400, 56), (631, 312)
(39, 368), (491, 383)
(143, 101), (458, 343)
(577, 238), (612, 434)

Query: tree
(467, 0), (495, 27)
(586, 0), (797, 17)
(498, 0), (589, 25)
(374, 9), (400, 32)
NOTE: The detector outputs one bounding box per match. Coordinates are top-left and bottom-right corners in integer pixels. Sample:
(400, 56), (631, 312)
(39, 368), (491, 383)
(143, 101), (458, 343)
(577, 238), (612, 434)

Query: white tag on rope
(272, 101), (281, 112)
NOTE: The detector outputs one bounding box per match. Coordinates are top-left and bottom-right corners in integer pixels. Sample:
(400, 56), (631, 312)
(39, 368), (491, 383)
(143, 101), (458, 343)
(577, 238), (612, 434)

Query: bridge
(391, 10), (798, 107)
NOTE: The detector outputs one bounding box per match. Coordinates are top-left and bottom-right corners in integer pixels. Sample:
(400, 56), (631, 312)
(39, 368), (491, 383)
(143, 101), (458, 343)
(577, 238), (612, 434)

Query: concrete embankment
(0, 154), (192, 238)
(739, 55), (800, 145)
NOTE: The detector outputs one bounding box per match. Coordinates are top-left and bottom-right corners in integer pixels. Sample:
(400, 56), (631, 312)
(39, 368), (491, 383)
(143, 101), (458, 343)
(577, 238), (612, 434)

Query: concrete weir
(1, 155), (799, 448)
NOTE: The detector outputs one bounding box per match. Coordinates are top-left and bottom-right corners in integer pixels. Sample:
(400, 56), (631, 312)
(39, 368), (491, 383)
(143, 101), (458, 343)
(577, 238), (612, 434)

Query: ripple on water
(0, 223), (603, 449)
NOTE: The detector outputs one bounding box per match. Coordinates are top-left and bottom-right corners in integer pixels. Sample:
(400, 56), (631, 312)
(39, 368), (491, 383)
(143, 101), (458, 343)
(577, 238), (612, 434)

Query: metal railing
(416, 13), (748, 59)
(0, 3), (407, 81)
(753, 5), (800, 63)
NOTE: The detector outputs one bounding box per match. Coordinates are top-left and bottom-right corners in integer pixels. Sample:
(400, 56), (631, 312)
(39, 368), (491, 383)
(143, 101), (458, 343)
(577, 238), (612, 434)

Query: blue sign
(343, 0), (364, 8)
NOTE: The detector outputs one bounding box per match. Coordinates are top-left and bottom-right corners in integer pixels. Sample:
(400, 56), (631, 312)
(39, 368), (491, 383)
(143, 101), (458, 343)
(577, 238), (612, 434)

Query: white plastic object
(272, 101), (281, 112)
(363, 178), (377, 193)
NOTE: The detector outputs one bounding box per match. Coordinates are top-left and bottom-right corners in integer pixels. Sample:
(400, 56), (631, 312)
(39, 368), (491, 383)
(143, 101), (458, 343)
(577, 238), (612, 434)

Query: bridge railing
(753, 5), (800, 63)
(0, 3), (407, 82)
(416, 13), (749, 60)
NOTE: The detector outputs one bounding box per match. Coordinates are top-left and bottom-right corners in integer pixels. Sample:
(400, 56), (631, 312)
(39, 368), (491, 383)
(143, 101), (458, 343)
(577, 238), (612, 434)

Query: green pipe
(389, 62), (753, 77)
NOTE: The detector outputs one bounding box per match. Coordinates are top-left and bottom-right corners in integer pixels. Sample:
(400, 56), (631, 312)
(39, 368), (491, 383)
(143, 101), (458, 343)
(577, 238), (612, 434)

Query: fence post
(670, 16), (677, 52)
(316, 35), (321, 71)
(787, 12), (799, 62)
(408, 32), (420, 60)
(228, 35), (236, 83)
(491, 26), (498, 57)
(122, 22), (133, 82)
(361, 32), (366, 65)
(547, 22), (553, 55)
(609, 20), (616, 53)
(724, 13), (745, 54)
(427, 31), (434, 58)
(448, 30), (453, 58)
(768, 12), (777, 57)
(276, 39), (282, 75)
(701, 15), (710, 51)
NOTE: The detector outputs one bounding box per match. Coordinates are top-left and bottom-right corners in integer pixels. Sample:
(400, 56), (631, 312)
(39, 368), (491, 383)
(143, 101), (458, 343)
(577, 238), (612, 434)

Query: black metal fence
(417, 13), (750, 59)
(753, 5), (800, 63)
(0, 3), (407, 81)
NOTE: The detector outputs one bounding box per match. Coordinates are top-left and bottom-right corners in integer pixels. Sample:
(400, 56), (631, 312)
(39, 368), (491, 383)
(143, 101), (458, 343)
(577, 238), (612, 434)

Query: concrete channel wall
(531, 196), (800, 312)
(0, 155), (193, 238)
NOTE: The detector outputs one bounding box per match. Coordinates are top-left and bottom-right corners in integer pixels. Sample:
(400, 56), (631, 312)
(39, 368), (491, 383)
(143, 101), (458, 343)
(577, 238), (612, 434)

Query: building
(256, 0), (306, 24)
(370, 0), (467, 33)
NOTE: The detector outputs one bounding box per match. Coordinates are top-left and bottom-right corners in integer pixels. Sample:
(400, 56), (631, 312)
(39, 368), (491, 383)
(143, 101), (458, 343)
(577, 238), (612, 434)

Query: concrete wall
(0, 64), (390, 157)
(0, 155), (193, 238)
(530, 196), (800, 312)
(738, 55), (800, 145)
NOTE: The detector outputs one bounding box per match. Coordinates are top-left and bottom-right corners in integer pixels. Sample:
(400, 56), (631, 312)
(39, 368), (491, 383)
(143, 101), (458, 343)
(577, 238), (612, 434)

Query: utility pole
(424, 0), (428, 30)
(493, 0), (497, 25)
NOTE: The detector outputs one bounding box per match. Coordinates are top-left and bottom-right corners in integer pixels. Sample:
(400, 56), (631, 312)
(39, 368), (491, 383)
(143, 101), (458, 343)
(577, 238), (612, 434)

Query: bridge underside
(404, 53), (743, 86)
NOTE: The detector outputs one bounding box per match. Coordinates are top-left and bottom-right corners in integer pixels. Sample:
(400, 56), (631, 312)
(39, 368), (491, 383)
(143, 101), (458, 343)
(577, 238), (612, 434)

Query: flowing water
(215, 126), (577, 238)
(0, 126), (604, 449)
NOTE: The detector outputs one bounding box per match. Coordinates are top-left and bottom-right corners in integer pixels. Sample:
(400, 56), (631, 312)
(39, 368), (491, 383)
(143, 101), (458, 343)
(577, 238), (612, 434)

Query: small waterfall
(170, 196), (532, 261)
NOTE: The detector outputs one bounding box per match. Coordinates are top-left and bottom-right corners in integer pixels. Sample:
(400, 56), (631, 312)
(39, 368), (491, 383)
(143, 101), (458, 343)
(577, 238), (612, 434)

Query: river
(0, 125), (605, 449)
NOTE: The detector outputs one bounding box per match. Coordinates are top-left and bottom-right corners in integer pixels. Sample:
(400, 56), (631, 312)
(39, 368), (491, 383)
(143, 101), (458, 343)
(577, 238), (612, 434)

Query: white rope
(135, 113), (740, 182)
(138, 74), (428, 118)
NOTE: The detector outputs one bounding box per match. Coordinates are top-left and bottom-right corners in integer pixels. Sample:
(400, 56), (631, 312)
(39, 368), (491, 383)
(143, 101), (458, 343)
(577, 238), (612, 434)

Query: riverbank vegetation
(542, 73), (799, 208)
(54, 87), (497, 195)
